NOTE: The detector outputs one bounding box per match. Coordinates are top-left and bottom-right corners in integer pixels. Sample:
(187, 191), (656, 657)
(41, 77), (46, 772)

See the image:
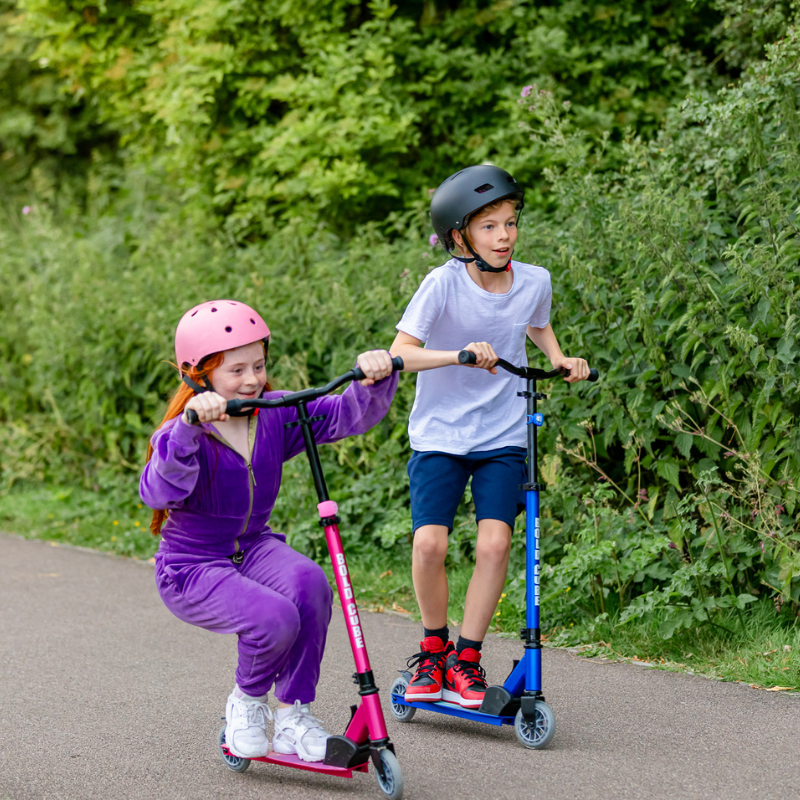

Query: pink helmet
(175, 300), (270, 376)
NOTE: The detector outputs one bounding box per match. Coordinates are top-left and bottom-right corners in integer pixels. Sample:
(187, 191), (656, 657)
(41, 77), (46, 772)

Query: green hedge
(508, 28), (800, 634)
(3, 0), (784, 233)
(2, 2), (799, 635)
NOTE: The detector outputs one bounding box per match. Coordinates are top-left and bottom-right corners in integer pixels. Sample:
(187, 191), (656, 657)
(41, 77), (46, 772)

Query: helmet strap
(182, 373), (212, 394)
(450, 232), (511, 273)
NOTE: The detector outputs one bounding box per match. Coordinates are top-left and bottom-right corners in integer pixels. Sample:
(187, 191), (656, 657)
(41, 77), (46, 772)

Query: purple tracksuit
(140, 373), (398, 702)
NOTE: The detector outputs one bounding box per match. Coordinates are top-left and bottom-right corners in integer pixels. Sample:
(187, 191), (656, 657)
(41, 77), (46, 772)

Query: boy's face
(455, 199), (519, 270)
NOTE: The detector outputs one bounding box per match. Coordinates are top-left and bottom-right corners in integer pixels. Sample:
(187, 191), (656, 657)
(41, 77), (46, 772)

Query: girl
(141, 299), (397, 761)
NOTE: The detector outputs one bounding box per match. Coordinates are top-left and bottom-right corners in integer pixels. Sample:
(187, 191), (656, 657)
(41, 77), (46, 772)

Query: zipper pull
(248, 462), (257, 486)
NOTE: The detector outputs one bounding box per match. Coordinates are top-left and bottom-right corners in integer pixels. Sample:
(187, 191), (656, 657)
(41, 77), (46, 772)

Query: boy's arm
(527, 323), (590, 383)
(390, 330), (498, 374)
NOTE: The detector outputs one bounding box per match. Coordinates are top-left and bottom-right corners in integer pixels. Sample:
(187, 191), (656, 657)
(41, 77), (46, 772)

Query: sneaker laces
(281, 700), (326, 737)
(454, 658), (487, 688)
(237, 697), (272, 728)
(406, 648), (444, 678)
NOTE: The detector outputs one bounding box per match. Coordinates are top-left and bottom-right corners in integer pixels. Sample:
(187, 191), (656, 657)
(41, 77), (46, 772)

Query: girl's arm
(282, 350), (399, 460)
(139, 418), (203, 509)
(389, 330), (498, 374)
(527, 323), (590, 382)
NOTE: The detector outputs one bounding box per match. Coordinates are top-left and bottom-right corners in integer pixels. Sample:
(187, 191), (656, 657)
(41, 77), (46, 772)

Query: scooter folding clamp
(520, 627), (542, 647)
(352, 670), (380, 695)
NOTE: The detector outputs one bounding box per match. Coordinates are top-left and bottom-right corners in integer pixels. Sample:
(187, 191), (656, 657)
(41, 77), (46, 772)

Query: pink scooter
(205, 358), (404, 799)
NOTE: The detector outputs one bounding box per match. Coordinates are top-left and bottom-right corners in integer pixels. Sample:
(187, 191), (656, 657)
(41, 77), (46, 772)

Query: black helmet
(430, 165), (524, 273)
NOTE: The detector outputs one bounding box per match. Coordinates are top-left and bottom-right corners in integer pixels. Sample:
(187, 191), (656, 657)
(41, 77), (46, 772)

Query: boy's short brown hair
(447, 194), (522, 252)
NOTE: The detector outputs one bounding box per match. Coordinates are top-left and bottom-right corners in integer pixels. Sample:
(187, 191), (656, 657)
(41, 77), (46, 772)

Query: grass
(324, 551), (477, 628)
(0, 483), (156, 559)
(549, 604), (800, 693)
(1, 482), (798, 694)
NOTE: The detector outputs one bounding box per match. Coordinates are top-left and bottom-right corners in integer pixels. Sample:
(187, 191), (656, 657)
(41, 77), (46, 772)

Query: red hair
(145, 347), (271, 536)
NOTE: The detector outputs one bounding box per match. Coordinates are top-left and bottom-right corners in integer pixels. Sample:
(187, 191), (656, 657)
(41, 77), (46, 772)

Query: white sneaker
(272, 700), (330, 762)
(225, 691), (272, 759)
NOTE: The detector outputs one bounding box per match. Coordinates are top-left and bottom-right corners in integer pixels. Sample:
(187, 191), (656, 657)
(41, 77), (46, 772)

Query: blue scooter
(389, 352), (598, 748)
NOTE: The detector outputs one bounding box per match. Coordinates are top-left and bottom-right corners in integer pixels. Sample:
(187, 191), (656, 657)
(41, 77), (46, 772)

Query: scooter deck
(221, 746), (370, 777)
(390, 693), (515, 726)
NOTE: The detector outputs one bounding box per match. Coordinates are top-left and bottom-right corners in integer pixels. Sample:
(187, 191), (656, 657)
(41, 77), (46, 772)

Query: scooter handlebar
(184, 355), (404, 425)
(458, 349), (599, 382)
(351, 355), (405, 383)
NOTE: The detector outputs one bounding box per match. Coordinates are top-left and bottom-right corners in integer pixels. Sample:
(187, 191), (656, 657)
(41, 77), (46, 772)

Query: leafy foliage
(506, 26), (800, 628)
(2, 0), (767, 233)
(2, 2), (800, 638)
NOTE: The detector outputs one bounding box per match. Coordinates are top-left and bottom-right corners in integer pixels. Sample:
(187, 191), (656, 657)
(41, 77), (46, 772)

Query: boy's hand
(356, 349), (394, 386)
(183, 391), (230, 424)
(551, 356), (590, 383)
(461, 342), (498, 374)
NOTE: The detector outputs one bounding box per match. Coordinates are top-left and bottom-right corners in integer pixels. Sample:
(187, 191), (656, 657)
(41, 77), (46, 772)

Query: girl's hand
(461, 342), (498, 374)
(183, 391), (230, 424)
(551, 356), (590, 383)
(356, 349), (394, 386)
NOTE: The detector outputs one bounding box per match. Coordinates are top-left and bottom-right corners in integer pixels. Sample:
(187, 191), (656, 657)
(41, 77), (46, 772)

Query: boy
(390, 165), (590, 708)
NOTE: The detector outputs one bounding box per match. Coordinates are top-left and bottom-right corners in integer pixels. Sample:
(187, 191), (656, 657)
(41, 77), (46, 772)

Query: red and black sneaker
(442, 647), (488, 708)
(404, 637), (454, 702)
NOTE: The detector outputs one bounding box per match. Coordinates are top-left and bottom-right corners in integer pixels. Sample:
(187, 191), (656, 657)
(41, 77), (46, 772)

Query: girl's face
(209, 341), (267, 402)
(453, 199), (519, 270)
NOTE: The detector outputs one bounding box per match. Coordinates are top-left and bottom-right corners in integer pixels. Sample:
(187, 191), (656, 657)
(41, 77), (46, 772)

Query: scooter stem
(296, 395), (389, 743)
(321, 511), (389, 741)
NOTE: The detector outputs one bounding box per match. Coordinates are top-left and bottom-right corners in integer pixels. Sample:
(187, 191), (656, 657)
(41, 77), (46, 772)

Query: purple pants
(155, 534), (333, 701)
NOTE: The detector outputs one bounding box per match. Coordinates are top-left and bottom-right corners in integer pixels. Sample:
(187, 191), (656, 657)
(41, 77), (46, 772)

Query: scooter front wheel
(375, 748), (403, 800)
(217, 724), (251, 772)
(389, 675), (416, 722)
(514, 702), (555, 749)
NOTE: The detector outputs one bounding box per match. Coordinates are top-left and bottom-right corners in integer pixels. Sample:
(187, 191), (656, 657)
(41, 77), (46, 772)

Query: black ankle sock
(423, 626), (450, 645)
(456, 636), (483, 656)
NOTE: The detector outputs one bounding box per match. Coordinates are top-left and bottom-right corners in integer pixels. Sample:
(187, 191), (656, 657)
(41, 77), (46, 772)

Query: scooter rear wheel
(217, 724), (252, 772)
(375, 748), (403, 800)
(514, 702), (555, 749)
(389, 675), (416, 722)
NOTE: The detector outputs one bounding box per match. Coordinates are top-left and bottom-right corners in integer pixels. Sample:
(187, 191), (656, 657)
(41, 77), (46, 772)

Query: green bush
(5, 0), (776, 232)
(506, 27), (800, 631)
(2, 2), (800, 635)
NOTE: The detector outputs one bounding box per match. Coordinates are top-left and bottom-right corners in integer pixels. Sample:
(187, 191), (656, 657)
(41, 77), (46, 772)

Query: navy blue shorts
(407, 446), (528, 534)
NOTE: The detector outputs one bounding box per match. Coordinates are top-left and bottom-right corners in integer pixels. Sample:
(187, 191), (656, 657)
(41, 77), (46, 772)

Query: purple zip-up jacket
(140, 373), (398, 558)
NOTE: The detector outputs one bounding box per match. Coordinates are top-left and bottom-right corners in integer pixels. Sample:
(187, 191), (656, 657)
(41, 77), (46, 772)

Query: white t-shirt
(397, 258), (552, 454)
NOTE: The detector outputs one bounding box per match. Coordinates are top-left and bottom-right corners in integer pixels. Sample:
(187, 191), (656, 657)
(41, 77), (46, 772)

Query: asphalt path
(1, 533), (798, 800)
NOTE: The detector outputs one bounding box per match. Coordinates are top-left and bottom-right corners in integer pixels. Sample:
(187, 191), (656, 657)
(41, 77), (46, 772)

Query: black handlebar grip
(353, 355), (405, 381)
(458, 350), (477, 365)
(185, 409), (200, 425)
(562, 367), (600, 382)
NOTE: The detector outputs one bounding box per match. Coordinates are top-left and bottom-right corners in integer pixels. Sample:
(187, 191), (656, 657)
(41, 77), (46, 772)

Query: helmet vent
(250, 318), (256, 324)
(225, 326), (232, 332)
(474, 183), (494, 194)
(191, 311), (198, 317)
